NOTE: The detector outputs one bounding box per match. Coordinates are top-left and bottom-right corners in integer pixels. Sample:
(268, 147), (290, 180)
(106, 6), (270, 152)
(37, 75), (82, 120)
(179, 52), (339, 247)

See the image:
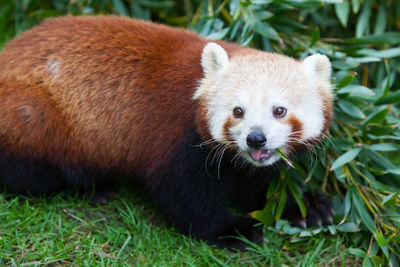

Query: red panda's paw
(304, 191), (334, 227)
(212, 217), (263, 251)
(80, 188), (118, 206)
(283, 191), (334, 228)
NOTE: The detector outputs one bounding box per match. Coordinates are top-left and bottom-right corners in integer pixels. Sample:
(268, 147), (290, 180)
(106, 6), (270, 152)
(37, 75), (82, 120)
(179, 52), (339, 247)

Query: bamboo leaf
(336, 73), (355, 89)
(351, 0), (361, 13)
(375, 90), (400, 104)
(112, 0), (129, 16)
(207, 27), (229, 39)
(345, 32), (400, 45)
(388, 169), (400, 175)
(373, 4), (387, 35)
(252, 10), (273, 21)
(355, 0), (372, 37)
(252, 210), (274, 225)
(375, 232), (388, 247)
(310, 27), (320, 46)
(252, 199), (276, 225)
(330, 147), (362, 171)
(343, 191), (351, 218)
(288, 180), (306, 218)
(337, 100), (366, 119)
(335, 1), (350, 27)
(267, 177), (279, 199)
(382, 191), (399, 206)
(251, 21), (279, 40)
(366, 149), (397, 169)
(229, 0), (240, 18)
(337, 222), (358, 232)
(347, 248), (366, 258)
(367, 143), (399, 152)
(362, 107), (389, 125)
(275, 189), (287, 221)
(349, 186), (377, 233)
(356, 47), (400, 59)
(337, 84), (375, 97)
(250, 0), (273, 5)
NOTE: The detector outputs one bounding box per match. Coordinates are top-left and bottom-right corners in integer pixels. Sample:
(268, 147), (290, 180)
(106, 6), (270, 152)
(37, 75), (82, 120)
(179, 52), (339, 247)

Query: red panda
(0, 16), (334, 249)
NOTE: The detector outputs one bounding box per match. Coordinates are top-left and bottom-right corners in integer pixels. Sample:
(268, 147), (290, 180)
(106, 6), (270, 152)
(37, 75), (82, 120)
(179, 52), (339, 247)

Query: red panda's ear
(201, 42), (229, 76)
(303, 54), (331, 82)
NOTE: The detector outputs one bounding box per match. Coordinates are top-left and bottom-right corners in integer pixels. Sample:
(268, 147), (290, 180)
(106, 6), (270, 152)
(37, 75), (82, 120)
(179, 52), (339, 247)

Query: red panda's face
(194, 43), (333, 167)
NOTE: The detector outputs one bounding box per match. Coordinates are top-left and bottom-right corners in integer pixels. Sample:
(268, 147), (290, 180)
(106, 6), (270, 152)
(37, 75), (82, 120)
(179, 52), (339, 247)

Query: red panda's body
(0, 16), (219, 179)
(0, 16), (334, 249)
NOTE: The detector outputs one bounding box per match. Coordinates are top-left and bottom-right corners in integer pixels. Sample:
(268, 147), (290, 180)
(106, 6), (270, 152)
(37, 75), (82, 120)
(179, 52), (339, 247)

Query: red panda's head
(194, 43), (333, 167)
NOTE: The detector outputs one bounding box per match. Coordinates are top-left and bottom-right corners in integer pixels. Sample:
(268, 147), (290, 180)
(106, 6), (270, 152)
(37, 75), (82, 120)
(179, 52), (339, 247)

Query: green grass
(0, 188), (361, 266)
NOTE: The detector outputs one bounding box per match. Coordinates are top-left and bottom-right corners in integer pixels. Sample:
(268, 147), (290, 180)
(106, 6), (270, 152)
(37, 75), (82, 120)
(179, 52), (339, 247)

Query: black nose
(246, 131), (267, 149)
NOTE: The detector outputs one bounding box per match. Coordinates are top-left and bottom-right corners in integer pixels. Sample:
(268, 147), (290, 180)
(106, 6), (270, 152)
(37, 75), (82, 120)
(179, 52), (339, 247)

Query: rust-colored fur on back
(0, 16), (236, 177)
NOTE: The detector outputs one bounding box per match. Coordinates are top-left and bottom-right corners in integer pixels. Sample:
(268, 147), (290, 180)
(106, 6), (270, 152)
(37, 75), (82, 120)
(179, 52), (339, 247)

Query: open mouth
(249, 149), (275, 162)
(248, 148), (294, 167)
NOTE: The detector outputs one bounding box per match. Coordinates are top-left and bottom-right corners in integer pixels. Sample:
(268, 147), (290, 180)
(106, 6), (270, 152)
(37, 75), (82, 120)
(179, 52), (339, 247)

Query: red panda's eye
(273, 106), (287, 118)
(233, 107), (244, 118)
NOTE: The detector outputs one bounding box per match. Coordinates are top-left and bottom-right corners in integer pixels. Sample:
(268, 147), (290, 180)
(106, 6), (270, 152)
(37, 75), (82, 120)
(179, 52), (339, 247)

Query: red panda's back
(0, 16), (213, 175)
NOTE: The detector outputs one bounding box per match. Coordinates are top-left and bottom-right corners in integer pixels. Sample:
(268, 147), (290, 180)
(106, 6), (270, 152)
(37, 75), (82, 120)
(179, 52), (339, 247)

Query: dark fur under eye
(273, 106), (287, 118)
(233, 107), (244, 118)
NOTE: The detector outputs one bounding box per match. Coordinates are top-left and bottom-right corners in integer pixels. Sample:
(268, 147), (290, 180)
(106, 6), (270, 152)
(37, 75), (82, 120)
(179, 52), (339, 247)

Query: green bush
(1, 0), (399, 265)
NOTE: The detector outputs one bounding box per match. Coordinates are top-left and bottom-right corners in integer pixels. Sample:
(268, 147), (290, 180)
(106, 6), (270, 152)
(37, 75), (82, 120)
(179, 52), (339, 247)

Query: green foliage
(0, 0), (399, 265)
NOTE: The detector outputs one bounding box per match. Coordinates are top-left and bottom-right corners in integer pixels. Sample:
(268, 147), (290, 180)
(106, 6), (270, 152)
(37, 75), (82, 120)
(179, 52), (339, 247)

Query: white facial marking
(195, 49), (332, 167)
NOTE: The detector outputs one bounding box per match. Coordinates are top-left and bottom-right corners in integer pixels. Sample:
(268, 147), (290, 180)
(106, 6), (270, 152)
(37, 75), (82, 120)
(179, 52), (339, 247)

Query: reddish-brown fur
(195, 100), (214, 144)
(0, 16), (244, 179)
(0, 79), (70, 162)
(222, 117), (241, 142)
(321, 97), (333, 135)
(288, 115), (303, 139)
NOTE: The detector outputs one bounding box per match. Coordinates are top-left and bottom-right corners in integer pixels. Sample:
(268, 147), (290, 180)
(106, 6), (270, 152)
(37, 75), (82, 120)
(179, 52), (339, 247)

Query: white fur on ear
(303, 54), (331, 82)
(201, 42), (229, 76)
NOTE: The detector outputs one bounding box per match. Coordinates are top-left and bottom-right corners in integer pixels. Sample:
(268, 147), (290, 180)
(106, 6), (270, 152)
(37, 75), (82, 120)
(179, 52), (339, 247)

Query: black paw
(211, 217), (263, 251)
(80, 190), (118, 205)
(283, 191), (334, 228)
